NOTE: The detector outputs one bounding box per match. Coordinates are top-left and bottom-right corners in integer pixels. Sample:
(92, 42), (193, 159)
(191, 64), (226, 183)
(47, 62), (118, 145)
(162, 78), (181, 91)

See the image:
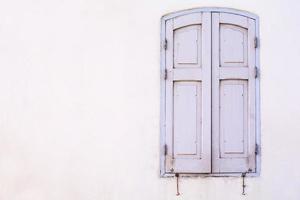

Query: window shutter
(164, 12), (212, 173)
(211, 13), (256, 173)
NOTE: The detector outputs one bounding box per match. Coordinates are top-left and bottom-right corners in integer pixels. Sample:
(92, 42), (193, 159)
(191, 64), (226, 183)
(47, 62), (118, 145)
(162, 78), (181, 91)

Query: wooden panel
(220, 24), (248, 67)
(220, 80), (248, 158)
(174, 82), (201, 158)
(164, 13), (211, 173)
(219, 67), (248, 79)
(212, 13), (256, 173)
(173, 13), (202, 29)
(172, 68), (202, 81)
(174, 25), (201, 68)
(220, 13), (248, 28)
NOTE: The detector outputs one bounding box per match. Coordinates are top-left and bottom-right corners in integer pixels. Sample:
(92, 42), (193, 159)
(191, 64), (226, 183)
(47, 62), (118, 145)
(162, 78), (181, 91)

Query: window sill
(160, 172), (260, 178)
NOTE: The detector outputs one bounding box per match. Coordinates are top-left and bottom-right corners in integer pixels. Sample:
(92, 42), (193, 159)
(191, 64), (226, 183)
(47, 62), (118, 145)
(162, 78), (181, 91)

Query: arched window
(160, 8), (260, 176)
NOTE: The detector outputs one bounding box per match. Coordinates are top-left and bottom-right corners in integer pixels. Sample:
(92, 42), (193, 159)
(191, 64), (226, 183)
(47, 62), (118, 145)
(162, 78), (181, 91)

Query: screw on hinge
(255, 66), (259, 79)
(164, 144), (168, 156)
(254, 37), (259, 48)
(255, 144), (259, 155)
(164, 69), (168, 80)
(164, 39), (168, 50)
(241, 172), (247, 195)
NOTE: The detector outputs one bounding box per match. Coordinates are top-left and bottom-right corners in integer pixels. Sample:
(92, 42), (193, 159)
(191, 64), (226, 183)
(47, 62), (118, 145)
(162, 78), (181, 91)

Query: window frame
(160, 7), (260, 177)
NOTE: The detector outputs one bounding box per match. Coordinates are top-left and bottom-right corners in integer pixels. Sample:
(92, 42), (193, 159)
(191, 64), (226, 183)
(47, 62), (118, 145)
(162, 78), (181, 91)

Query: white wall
(0, 0), (300, 199)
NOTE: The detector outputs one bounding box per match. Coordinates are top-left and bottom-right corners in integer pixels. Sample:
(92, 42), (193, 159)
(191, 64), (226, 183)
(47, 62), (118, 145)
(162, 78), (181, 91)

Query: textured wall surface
(0, 0), (299, 199)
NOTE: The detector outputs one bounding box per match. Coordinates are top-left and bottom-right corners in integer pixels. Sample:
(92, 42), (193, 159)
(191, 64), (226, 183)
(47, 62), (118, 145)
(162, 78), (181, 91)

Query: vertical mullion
(202, 12), (212, 172)
(211, 12), (220, 173)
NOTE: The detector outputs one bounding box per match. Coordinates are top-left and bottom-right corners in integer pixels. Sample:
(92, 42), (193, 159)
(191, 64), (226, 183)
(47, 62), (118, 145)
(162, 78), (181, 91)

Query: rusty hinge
(255, 66), (259, 78)
(164, 39), (168, 50)
(164, 144), (168, 156)
(164, 69), (168, 80)
(255, 144), (260, 155)
(254, 37), (259, 48)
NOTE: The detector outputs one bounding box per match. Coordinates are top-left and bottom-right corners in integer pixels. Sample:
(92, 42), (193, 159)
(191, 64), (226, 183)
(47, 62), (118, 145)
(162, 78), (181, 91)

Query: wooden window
(160, 8), (260, 176)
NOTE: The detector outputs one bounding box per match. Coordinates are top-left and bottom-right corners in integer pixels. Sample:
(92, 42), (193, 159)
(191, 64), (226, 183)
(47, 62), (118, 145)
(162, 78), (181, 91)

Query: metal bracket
(241, 172), (247, 195)
(175, 173), (180, 196)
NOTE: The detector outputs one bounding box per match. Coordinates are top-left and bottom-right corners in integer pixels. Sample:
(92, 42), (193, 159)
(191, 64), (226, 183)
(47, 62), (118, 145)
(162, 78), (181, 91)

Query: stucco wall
(0, 0), (299, 199)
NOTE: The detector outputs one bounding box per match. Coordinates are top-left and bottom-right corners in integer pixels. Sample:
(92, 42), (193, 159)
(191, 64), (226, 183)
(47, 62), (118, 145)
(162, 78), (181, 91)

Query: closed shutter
(161, 9), (258, 175)
(164, 12), (212, 173)
(211, 13), (256, 173)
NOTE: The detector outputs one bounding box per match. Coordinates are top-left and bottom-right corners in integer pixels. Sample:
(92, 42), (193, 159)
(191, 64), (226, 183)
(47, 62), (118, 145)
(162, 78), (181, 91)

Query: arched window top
(161, 7), (258, 21)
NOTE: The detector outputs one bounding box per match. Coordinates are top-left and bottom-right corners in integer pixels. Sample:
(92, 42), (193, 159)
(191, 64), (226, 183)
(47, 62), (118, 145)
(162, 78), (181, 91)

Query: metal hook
(241, 172), (246, 195)
(175, 173), (180, 196)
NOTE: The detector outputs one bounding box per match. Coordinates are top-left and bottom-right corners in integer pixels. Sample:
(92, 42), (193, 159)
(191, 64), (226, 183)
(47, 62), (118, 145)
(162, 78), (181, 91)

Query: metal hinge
(164, 39), (168, 50)
(255, 66), (259, 78)
(255, 144), (260, 155)
(164, 69), (168, 80)
(164, 144), (168, 156)
(254, 37), (259, 48)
